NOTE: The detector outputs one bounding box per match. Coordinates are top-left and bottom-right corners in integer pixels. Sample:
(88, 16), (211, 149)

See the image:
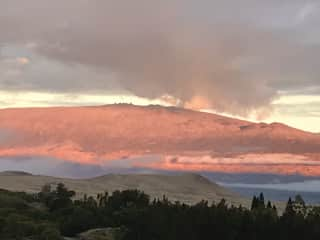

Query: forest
(0, 183), (319, 240)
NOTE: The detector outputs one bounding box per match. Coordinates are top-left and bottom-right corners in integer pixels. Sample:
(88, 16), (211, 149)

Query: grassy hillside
(0, 172), (247, 206)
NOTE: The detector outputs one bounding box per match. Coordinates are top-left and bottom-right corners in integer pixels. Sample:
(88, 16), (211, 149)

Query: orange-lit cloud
(184, 96), (211, 110)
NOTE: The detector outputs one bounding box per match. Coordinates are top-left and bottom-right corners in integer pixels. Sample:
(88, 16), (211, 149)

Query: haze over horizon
(1, 0), (320, 132)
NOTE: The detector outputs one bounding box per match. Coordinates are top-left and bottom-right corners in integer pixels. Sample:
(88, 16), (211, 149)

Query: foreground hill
(0, 172), (247, 206)
(0, 104), (320, 175)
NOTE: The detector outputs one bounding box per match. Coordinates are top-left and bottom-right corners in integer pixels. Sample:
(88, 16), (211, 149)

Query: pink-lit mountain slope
(0, 104), (320, 176)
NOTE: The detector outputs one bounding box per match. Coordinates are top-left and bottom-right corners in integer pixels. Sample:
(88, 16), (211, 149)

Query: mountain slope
(0, 104), (320, 175)
(0, 172), (246, 206)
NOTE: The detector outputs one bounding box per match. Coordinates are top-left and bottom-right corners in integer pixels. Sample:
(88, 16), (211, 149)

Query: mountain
(0, 104), (320, 176)
(0, 172), (247, 206)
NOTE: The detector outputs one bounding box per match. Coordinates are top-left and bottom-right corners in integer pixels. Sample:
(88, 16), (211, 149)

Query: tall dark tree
(251, 196), (258, 210)
(267, 201), (272, 209)
(258, 192), (265, 209)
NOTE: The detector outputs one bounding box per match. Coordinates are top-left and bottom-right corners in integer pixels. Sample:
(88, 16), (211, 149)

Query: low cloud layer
(1, 0), (320, 115)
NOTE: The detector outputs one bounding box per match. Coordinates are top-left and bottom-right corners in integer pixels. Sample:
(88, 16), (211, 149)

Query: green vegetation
(0, 184), (320, 239)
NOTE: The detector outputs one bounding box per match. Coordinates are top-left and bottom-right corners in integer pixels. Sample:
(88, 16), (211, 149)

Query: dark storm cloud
(0, 0), (319, 114)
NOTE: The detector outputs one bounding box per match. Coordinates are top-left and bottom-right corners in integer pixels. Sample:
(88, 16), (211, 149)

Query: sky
(1, 0), (320, 132)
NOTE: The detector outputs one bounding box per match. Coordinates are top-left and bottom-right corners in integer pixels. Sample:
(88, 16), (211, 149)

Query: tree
(293, 194), (307, 216)
(49, 183), (76, 211)
(251, 196), (258, 210)
(284, 197), (295, 216)
(107, 189), (150, 212)
(251, 193), (266, 210)
(267, 201), (272, 209)
(217, 198), (227, 209)
(258, 192), (265, 209)
(38, 183), (54, 208)
(56, 183), (76, 200)
(60, 207), (98, 236)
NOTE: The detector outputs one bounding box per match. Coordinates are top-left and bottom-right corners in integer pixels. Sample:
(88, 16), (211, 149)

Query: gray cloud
(0, 157), (106, 178)
(0, 0), (320, 115)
